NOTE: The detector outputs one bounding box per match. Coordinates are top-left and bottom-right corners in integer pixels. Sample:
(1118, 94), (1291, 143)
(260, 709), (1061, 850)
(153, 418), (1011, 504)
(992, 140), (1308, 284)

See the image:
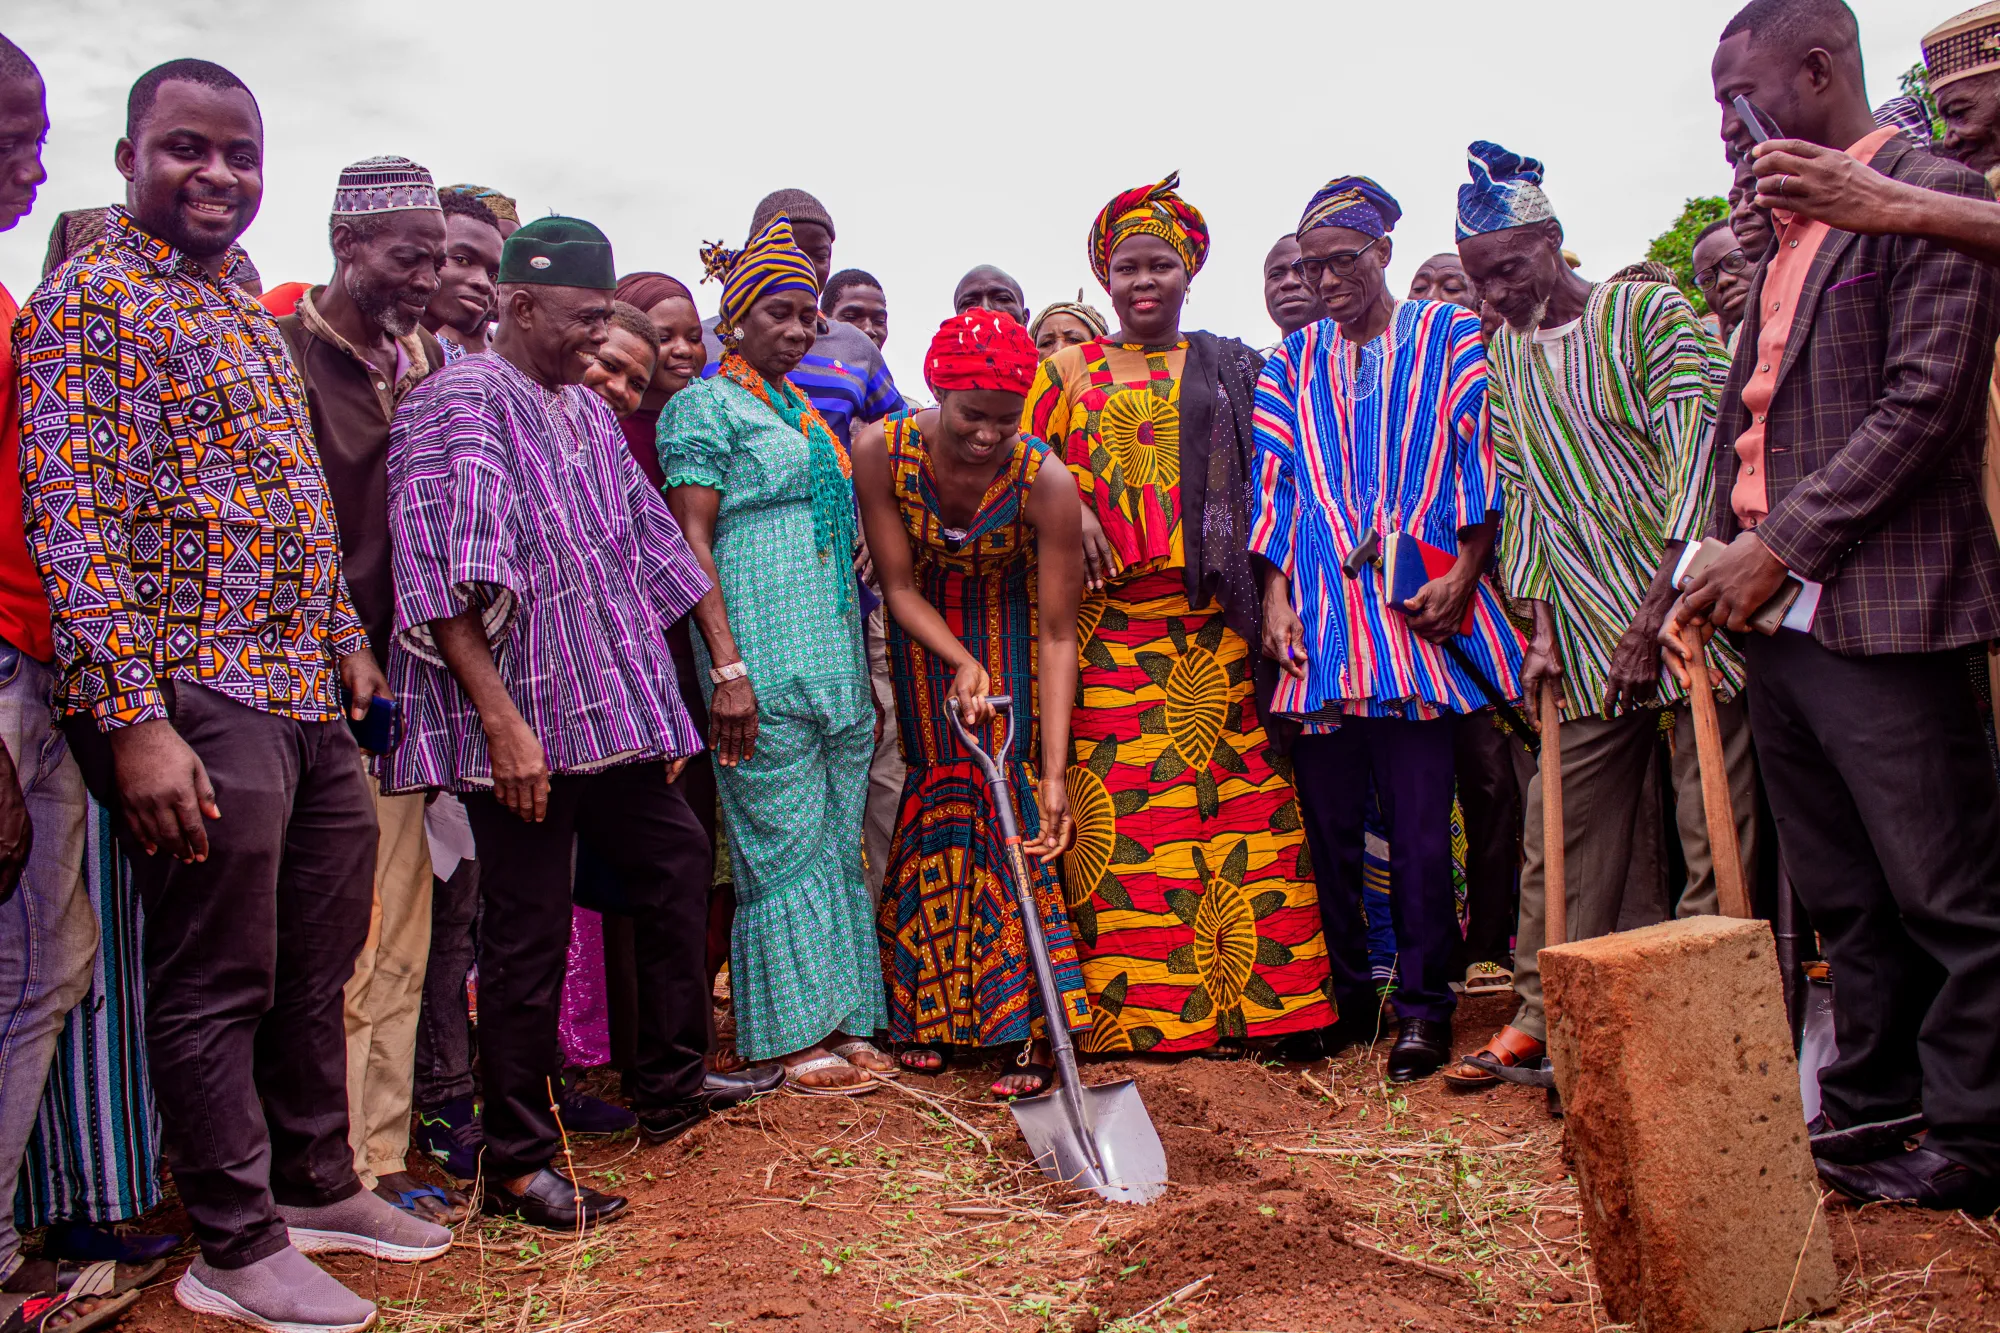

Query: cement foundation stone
(1543, 915), (1837, 1332)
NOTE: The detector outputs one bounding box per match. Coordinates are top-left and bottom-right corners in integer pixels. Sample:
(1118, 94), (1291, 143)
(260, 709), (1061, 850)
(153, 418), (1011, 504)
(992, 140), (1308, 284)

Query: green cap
(498, 216), (616, 289)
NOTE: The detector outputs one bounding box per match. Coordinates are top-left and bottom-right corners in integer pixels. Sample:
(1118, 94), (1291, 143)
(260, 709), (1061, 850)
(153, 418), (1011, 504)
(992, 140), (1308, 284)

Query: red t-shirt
(0, 281), (55, 661)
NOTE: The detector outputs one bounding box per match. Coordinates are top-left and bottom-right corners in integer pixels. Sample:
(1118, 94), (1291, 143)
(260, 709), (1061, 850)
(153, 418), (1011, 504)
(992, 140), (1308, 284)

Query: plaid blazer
(1710, 135), (2000, 655)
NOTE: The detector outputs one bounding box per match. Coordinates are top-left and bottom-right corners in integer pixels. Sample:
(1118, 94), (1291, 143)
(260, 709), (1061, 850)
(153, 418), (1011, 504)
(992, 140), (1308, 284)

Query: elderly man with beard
(1449, 140), (1757, 1092)
(1667, 0), (2000, 1213)
(273, 156), (466, 1230)
(17, 60), (442, 1331)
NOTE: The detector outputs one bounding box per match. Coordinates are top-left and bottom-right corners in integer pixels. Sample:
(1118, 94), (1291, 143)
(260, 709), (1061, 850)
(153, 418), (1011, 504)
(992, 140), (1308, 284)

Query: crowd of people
(0, 0), (1997, 1327)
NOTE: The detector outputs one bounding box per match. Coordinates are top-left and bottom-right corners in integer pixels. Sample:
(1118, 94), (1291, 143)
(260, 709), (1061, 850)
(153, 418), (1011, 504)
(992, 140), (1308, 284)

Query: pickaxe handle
(1684, 626), (1752, 919)
(1539, 679), (1567, 949)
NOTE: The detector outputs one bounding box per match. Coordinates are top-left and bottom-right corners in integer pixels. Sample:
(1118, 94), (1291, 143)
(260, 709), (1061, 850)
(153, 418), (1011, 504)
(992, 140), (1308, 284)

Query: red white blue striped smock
(1249, 300), (1525, 721)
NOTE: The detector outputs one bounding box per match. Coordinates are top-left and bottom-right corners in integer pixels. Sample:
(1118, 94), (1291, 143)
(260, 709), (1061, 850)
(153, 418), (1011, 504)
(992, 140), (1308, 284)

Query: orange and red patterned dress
(875, 419), (1091, 1050)
(1022, 341), (1334, 1052)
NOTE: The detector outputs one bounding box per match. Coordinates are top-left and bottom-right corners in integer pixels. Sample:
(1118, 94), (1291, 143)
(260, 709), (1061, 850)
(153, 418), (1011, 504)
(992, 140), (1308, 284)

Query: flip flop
(782, 1054), (876, 1097)
(830, 1038), (899, 1079)
(378, 1183), (464, 1223)
(1463, 962), (1515, 997)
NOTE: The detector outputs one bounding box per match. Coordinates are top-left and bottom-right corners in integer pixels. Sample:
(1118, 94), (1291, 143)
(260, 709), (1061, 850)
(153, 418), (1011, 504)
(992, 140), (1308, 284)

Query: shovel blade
(1009, 1078), (1169, 1205)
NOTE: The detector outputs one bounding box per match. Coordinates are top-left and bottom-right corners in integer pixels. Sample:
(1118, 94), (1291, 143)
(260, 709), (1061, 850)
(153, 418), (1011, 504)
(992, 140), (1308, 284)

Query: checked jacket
(1709, 134), (2000, 655)
(12, 207), (367, 729)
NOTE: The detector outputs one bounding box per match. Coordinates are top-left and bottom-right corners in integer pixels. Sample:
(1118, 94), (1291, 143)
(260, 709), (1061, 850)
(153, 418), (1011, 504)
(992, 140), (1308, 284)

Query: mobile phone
(346, 694), (402, 754)
(1676, 537), (1804, 636)
(1732, 94), (1782, 147)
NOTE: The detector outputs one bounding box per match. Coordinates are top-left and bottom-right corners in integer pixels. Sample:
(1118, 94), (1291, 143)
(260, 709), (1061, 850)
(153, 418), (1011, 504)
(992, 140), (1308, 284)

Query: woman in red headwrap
(1020, 173), (1335, 1058)
(852, 311), (1091, 1097)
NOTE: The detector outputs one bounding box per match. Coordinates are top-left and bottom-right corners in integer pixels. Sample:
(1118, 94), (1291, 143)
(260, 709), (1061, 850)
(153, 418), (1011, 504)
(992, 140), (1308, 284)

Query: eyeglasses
(1694, 249), (1752, 287)
(1289, 235), (1383, 284)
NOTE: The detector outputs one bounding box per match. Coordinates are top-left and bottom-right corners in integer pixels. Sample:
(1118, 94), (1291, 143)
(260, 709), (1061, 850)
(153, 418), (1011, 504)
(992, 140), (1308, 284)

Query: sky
(2, 0), (1938, 394)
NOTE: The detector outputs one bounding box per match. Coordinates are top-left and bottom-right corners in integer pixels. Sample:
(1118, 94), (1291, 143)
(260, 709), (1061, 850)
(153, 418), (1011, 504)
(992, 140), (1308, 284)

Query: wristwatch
(709, 660), (749, 685)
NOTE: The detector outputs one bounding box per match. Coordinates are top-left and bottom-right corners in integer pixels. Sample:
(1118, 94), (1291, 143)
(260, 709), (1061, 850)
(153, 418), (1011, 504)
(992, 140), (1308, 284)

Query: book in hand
(1383, 531), (1474, 636)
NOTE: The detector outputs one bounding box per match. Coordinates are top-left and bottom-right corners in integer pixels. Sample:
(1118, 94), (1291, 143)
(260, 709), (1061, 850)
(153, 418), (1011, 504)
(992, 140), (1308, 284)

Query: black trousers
(1293, 715), (1460, 1023)
(414, 854), (479, 1110)
(1453, 710), (1532, 971)
(1744, 631), (2000, 1176)
(463, 760), (710, 1178)
(66, 683), (375, 1268)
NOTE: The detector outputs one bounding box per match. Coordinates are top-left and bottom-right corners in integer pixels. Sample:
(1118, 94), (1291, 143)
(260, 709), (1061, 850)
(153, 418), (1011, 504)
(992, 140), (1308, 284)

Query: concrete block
(1543, 916), (1837, 1333)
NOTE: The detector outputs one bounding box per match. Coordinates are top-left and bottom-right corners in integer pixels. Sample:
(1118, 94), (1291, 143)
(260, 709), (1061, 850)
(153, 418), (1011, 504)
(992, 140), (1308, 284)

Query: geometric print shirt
(1483, 279), (1743, 714)
(13, 207), (368, 730)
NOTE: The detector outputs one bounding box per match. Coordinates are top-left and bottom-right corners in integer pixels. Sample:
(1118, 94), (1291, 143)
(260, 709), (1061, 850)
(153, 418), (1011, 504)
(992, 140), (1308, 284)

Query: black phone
(1732, 94), (1782, 147)
(346, 694), (402, 754)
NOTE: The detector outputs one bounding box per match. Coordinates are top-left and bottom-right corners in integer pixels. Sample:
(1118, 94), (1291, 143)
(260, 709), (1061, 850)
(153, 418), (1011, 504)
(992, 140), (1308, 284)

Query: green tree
(1900, 61), (1943, 139)
(1645, 196), (1729, 314)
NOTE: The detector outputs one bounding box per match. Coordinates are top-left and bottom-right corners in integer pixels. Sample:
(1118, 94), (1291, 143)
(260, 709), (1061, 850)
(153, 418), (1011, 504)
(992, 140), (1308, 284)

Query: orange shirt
(1731, 125), (1898, 528)
(0, 281), (53, 661)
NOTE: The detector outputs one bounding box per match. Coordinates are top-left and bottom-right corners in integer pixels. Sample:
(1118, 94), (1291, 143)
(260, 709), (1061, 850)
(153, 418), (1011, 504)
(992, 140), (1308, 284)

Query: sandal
(1463, 962), (1515, 997)
(991, 1046), (1054, 1100)
(830, 1038), (899, 1079)
(896, 1043), (949, 1075)
(782, 1054), (877, 1097)
(0, 1263), (143, 1333)
(709, 1039), (748, 1076)
(373, 1178), (468, 1225)
(1441, 1024), (1545, 1091)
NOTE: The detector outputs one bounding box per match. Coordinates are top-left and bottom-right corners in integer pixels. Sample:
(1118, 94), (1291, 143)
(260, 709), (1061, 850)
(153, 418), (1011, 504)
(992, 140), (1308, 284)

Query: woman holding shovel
(852, 310), (1093, 1099)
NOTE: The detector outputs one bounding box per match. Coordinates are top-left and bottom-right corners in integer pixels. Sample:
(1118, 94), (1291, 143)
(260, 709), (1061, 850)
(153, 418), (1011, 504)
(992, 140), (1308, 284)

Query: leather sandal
(1441, 1024), (1545, 1091)
(1462, 961), (1515, 997)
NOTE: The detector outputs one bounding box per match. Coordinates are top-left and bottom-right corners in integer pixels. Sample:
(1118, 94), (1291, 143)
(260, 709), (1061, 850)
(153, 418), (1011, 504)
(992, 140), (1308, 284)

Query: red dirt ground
(94, 995), (2000, 1331)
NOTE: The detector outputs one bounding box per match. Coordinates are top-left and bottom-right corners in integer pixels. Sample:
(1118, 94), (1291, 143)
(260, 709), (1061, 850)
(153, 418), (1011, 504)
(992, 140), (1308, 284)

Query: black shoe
(1817, 1145), (2000, 1214)
(636, 1099), (710, 1146)
(482, 1167), (628, 1230)
(555, 1074), (637, 1135)
(1386, 1017), (1453, 1083)
(704, 1064), (783, 1110)
(1806, 1110), (1926, 1165)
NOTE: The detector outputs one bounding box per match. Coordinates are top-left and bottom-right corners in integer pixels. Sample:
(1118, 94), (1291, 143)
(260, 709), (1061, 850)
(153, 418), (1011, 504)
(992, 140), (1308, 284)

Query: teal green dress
(658, 375), (884, 1060)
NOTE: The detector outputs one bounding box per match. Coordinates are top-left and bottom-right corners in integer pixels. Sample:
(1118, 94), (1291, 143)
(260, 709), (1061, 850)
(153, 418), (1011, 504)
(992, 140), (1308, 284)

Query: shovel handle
(1539, 680), (1567, 949)
(1684, 625), (1752, 919)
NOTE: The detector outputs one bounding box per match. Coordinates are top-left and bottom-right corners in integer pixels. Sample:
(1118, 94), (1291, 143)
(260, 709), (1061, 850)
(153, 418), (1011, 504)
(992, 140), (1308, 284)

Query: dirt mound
(1109, 1067), (1261, 1184)
(1093, 1189), (1477, 1330)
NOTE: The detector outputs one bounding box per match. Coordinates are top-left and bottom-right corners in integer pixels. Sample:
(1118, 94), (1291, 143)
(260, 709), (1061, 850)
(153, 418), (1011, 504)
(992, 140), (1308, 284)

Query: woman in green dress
(659, 217), (888, 1095)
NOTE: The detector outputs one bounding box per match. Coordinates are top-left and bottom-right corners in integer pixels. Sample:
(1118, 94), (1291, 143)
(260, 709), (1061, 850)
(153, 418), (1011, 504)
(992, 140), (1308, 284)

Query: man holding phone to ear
(1672, 0), (2000, 1213)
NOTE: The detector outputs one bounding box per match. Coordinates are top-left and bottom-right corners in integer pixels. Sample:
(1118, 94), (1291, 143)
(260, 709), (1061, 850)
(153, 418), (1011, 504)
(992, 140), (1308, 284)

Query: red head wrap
(924, 310), (1038, 398)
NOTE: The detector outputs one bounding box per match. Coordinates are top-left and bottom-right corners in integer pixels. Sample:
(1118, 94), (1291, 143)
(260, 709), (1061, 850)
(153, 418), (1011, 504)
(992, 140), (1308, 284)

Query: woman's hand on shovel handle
(949, 659), (995, 730)
(1025, 775), (1075, 863)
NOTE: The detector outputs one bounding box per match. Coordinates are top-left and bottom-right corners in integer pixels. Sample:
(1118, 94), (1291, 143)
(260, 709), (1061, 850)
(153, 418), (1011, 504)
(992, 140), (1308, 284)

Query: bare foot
(372, 1170), (468, 1224)
(992, 1039), (1054, 1099)
(780, 1045), (870, 1091)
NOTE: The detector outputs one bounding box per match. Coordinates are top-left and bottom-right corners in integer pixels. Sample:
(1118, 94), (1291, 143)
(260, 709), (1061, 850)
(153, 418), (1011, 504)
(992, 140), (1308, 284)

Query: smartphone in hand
(345, 693), (403, 754)
(1732, 94), (1782, 147)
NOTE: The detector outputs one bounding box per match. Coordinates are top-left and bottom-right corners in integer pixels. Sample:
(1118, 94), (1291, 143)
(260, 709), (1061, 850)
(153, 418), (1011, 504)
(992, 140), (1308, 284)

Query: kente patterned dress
(1022, 341), (1334, 1053)
(875, 420), (1091, 1049)
(658, 366), (884, 1061)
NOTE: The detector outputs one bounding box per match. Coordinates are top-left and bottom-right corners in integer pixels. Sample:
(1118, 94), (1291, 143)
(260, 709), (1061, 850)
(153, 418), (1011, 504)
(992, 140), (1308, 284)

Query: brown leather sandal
(1440, 1024), (1545, 1091)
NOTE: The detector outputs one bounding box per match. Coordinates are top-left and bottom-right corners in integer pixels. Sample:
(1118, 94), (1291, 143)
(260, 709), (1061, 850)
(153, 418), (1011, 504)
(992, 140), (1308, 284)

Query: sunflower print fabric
(1023, 343), (1334, 1052)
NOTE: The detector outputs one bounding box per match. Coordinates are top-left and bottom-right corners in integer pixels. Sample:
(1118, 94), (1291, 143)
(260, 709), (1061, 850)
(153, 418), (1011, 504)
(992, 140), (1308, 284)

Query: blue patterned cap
(1299, 176), (1402, 239)
(1455, 141), (1556, 241)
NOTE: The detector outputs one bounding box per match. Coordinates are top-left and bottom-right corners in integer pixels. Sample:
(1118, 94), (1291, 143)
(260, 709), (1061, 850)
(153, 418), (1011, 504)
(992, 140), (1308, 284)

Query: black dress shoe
(483, 1167), (628, 1230)
(1806, 1110), (1926, 1165)
(1817, 1145), (2000, 1214)
(637, 1099), (709, 1146)
(1386, 1017), (1453, 1083)
(704, 1064), (784, 1110)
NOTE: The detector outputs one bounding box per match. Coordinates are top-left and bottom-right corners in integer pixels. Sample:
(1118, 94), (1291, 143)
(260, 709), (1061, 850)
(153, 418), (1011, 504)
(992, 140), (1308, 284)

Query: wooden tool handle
(1539, 679), (1567, 949)
(1685, 626), (1752, 919)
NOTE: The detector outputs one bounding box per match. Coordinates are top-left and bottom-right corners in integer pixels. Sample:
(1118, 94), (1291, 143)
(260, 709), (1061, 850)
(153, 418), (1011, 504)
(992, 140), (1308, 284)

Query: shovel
(946, 695), (1170, 1205)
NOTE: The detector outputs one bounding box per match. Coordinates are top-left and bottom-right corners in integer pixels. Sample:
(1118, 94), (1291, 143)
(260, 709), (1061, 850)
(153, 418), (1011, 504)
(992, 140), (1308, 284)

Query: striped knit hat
(700, 215), (820, 337)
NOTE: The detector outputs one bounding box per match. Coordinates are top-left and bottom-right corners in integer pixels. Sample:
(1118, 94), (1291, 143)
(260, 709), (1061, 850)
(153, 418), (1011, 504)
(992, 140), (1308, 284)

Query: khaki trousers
(862, 604), (906, 905)
(343, 775), (433, 1186)
(1511, 695), (1758, 1041)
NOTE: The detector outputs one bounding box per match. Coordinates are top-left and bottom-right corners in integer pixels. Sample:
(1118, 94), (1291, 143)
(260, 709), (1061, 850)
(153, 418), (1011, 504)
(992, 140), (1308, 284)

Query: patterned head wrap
(1088, 171), (1210, 289)
(1027, 295), (1110, 346)
(924, 310), (1039, 398)
(1298, 176), (1402, 239)
(334, 156), (439, 216)
(1925, 1), (2000, 90)
(1456, 141), (1557, 241)
(442, 184), (518, 225)
(700, 215), (821, 337)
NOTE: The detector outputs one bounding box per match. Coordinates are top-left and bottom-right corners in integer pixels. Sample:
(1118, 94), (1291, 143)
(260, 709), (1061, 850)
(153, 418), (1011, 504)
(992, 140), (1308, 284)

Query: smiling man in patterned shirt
(15, 58), (440, 1333)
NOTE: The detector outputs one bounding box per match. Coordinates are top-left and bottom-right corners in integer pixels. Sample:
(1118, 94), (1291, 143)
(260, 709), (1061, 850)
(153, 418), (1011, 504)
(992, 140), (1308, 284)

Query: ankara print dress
(876, 420), (1091, 1048)
(1022, 341), (1334, 1053)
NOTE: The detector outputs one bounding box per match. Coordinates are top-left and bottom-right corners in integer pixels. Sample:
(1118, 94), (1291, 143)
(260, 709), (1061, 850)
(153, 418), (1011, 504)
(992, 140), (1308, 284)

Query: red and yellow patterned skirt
(1064, 570), (1334, 1052)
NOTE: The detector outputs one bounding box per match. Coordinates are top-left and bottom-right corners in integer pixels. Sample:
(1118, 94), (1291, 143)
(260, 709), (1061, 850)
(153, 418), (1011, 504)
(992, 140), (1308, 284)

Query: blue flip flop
(380, 1184), (458, 1218)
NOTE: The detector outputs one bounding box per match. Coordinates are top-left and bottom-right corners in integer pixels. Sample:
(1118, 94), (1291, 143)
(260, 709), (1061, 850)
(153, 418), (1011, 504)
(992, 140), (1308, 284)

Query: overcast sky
(2, 0), (1936, 393)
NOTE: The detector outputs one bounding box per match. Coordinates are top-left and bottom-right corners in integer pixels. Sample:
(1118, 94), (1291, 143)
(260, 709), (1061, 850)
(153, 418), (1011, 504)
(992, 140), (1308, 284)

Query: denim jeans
(414, 853), (478, 1111)
(0, 643), (94, 1276)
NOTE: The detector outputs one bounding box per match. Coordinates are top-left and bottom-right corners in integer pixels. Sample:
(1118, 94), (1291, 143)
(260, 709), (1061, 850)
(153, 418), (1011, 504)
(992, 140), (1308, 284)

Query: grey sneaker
(174, 1248), (375, 1332)
(279, 1188), (452, 1262)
